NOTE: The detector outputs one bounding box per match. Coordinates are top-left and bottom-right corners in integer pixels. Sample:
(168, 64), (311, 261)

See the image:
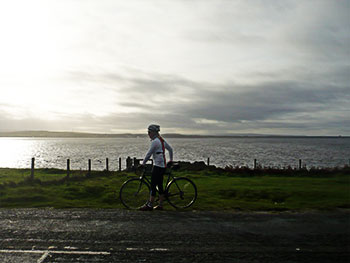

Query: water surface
(0, 137), (349, 170)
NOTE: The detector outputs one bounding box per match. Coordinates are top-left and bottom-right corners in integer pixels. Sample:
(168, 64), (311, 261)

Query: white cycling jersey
(142, 136), (173, 168)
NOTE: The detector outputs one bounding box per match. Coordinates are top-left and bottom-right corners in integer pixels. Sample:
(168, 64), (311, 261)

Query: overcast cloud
(0, 0), (349, 135)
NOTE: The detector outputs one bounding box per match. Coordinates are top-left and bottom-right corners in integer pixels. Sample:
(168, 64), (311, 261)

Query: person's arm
(142, 141), (156, 165)
(164, 141), (173, 162)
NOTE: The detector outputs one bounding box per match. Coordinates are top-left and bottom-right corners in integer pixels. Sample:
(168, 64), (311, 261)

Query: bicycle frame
(138, 168), (175, 194)
(119, 163), (197, 209)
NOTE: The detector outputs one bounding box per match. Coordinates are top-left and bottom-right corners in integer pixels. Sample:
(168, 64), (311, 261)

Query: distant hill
(0, 130), (347, 138)
(0, 131), (145, 138)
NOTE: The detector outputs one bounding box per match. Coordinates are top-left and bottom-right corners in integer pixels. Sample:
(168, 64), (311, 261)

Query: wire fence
(21, 156), (350, 180)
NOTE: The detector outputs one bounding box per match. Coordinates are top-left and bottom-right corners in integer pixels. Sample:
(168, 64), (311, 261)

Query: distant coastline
(0, 131), (348, 139)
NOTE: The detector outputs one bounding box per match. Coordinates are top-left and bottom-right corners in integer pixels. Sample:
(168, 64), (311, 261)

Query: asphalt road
(0, 209), (349, 262)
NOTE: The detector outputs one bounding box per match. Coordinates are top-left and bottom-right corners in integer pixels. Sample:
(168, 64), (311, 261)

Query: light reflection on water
(0, 137), (349, 170)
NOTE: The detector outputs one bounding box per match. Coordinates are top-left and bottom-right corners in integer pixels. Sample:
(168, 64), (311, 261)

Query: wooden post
(299, 159), (302, 170)
(207, 157), (210, 166)
(126, 156), (131, 171)
(133, 158), (140, 167)
(119, 157), (122, 171)
(88, 159), (91, 176)
(67, 159), (70, 178)
(254, 159), (257, 169)
(106, 158), (109, 171)
(30, 158), (35, 180)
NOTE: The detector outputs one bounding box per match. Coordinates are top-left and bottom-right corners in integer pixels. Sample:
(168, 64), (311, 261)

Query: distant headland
(0, 131), (348, 138)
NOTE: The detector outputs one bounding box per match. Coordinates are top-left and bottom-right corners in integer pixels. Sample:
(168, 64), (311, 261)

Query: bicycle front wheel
(119, 178), (150, 209)
(166, 177), (197, 209)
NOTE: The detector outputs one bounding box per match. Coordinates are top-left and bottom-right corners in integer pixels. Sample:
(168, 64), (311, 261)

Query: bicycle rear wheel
(166, 177), (197, 209)
(119, 178), (150, 209)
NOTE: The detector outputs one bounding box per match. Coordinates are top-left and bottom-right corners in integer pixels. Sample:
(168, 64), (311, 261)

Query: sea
(0, 137), (349, 170)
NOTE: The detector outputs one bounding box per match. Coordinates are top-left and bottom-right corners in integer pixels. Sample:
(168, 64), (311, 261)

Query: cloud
(0, 1), (349, 136)
(186, 83), (348, 121)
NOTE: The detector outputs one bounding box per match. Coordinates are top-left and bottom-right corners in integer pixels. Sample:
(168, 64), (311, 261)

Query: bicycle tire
(166, 177), (197, 209)
(119, 178), (150, 209)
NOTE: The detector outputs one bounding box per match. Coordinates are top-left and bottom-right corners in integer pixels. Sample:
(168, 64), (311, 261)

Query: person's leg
(158, 195), (165, 206)
(148, 166), (162, 206)
(155, 167), (166, 208)
(140, 166), (159, 210)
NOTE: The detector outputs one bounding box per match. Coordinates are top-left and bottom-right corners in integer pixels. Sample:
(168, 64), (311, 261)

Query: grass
(0, 168), (349, 211)
(196, 175), (349, 210)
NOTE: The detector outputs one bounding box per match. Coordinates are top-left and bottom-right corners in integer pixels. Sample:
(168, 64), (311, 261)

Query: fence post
(106, 158), (109, 171)
(67, 159), (70, 178)
(119, 157), (122, 171)
(126, 156), (132, 171)
(30, 157), (35, 180)
(299, 159), (302, 170)
(254, 159), (257, 169)
(88, 159), (91, 176)
(207, 157), (210, 166)
(133, 158), (141, 168)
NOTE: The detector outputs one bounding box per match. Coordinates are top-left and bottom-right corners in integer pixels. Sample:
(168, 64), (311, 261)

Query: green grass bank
(0, 168), (349, 211)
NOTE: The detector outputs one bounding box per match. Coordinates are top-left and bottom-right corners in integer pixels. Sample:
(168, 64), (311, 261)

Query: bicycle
(119, 162), (197, 210)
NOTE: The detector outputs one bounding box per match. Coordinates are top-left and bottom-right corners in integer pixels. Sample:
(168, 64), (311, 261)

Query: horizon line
(0, 130), (349, 138)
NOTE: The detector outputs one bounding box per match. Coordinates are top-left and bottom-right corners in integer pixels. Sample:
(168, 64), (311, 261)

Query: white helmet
(148, 124), (160, 132)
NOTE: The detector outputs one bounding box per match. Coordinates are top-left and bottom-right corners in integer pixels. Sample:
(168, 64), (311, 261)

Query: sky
(0, 0), (349, 136)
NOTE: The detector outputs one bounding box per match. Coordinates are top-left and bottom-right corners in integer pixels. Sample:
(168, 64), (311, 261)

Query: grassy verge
(0, 168), (349, 211)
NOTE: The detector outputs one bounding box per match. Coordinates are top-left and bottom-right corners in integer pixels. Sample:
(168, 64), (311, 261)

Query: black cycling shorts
(150, 166), (166, 197)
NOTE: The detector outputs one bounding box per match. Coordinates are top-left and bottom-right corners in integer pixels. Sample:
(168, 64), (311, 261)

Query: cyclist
(139, 124), (173, 211)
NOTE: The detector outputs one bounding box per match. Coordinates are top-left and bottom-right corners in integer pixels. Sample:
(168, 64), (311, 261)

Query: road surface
(0, 209), (349, 262)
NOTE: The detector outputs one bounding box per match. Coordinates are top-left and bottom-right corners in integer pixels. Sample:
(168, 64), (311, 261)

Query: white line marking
(64, 246), (78, 250)
(0, 250), (44, 254)
(150, 248), (169, 251)
(0, 249), (110, 255)
(126, 247), (169, 252)
(37, 251), (50, 263)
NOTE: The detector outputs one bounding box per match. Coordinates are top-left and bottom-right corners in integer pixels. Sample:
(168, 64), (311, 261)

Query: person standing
(140, 124), (173, 211)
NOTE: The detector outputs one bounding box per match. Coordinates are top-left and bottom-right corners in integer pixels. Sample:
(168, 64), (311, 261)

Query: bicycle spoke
(119, 179), (150, 209)
(166, 178), (197, 209)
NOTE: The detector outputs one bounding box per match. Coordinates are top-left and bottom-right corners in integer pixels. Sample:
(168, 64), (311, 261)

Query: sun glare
(0, 138), (35, 168)
(0, 1), (62, 76)
(0, 1), (119, 119)
(0, 1), (66, 116)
